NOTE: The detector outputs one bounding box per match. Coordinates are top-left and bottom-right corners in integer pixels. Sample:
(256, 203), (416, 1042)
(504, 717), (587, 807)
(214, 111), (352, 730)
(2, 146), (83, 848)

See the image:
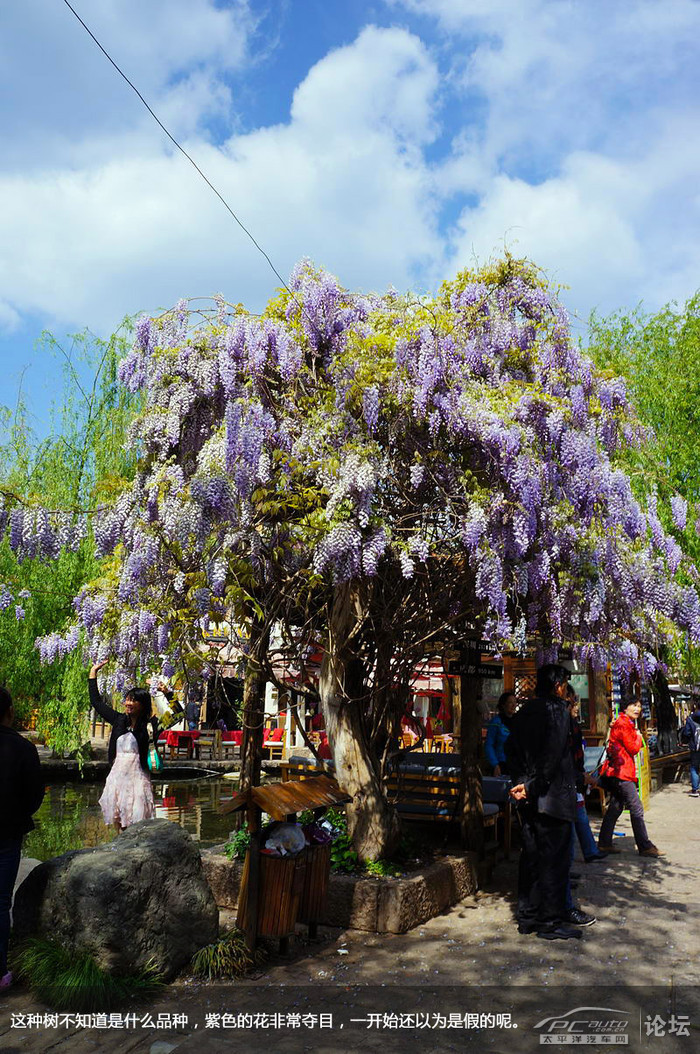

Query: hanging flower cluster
(1, 257), (699, 687)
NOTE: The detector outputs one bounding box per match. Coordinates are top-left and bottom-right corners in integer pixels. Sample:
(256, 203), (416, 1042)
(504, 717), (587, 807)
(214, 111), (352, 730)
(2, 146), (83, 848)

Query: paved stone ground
(2, 781), (700, 1054)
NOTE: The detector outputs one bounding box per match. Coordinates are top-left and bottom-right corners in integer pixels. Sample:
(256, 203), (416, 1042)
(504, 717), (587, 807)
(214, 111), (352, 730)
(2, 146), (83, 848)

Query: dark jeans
(0, 837), (22, 975)
(517, 809), (573, 928)
(690, 751), (700, 793)
(598, 778), (653, 851)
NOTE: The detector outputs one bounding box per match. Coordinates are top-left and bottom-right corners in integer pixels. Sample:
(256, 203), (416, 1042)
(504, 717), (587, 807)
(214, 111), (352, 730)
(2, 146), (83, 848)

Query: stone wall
(201, 850), (478, 934)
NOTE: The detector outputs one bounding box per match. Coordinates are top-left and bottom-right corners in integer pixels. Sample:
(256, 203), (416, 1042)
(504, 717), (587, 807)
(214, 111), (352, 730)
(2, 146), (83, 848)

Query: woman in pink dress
(98, 730), (155, 831)
(89, 660), (155, 832)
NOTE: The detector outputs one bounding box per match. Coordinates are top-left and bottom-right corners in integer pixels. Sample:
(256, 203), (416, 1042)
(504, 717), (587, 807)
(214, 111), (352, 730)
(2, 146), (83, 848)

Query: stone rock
(375, 855), (478, 933)
(200, 850), (244, 910)
(13, 819), (218, 981)
(322, 874), (381, 931)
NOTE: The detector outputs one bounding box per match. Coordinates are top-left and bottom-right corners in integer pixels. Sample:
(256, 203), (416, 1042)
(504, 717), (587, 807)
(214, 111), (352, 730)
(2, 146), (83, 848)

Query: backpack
(681, 717), (700, 752)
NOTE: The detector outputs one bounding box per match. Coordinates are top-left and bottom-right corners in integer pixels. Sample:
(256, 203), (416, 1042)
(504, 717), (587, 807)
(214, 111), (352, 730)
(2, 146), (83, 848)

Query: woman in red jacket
(598, 699), (663, 857)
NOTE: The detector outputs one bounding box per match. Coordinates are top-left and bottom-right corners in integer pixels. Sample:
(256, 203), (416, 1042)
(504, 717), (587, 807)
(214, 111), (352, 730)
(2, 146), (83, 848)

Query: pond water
(24, 774), (242, 861)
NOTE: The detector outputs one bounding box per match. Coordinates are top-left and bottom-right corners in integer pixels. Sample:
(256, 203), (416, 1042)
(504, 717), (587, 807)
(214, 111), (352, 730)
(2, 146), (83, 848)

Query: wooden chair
(220, 731), (242, 759)
(264, 727), (285, 761)
(194, 729), (221, 761)
(168, 732), (194, 760)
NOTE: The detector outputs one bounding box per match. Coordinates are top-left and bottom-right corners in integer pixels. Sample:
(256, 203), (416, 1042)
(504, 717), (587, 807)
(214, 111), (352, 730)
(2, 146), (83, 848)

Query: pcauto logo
(534, 1006), (631, 1045)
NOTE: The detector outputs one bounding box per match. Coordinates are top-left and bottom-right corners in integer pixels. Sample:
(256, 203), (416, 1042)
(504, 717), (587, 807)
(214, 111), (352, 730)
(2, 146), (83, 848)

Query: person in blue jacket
(485, 692), (518, 776)
(681, 706), (700, 796)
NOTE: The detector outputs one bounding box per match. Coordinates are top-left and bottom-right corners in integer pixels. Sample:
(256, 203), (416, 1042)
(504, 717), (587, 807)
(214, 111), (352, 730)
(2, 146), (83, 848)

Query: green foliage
(364, 858), (403, 877)
(190, 928), (265, 981)
(23, 797), (86, 860)
(0, 323), (141, 748)
(224, 826), (251, 860)
(15, 937), (163, 1011)
(586, 292), (700, 680)
(331, 833), (360, 874)
(318, 807), (358, 874)
(587, 293), (700, 508)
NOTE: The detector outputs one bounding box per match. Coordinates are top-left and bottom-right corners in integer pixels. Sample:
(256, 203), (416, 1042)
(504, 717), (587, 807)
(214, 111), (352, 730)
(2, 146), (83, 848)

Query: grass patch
(15, 937), (164, 1012)
(190, 928), (266, 981)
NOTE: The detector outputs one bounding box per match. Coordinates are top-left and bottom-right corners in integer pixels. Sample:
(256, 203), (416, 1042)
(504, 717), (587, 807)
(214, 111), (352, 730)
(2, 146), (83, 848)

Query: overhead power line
(60, 0), (292, 296)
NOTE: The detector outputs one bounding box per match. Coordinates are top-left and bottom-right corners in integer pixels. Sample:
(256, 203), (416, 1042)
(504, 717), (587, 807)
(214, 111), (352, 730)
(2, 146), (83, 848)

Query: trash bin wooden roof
(219, 774), (351, 819)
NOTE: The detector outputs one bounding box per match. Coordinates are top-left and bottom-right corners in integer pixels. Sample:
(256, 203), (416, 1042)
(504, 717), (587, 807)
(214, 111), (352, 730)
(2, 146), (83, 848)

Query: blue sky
(1, 0), (699, 436)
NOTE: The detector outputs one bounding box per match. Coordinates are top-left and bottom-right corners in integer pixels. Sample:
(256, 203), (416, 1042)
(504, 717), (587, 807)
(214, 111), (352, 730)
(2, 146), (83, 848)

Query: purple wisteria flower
(671, 495), (687, 532)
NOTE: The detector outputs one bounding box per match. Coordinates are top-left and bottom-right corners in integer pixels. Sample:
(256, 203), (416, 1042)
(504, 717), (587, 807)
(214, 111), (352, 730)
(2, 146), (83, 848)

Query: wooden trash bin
(237, 849), (307, 940)
(220, 775), (351, 950)
(297, 843), (331, 934)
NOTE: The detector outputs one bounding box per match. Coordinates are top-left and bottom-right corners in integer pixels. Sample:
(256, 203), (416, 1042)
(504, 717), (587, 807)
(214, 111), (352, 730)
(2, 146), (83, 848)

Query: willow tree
(0, 326), (140, 752)
(3, 259), (700, 858)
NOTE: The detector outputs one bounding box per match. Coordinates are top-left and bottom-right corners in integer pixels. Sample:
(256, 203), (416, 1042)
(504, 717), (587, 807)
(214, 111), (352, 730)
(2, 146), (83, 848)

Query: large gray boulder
(13, 819), (218, 981)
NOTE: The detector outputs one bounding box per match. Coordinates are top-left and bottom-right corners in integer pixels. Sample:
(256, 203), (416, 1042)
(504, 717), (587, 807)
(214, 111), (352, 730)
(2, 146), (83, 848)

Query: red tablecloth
(222, 731), (243, 744)
(159, 730), (201, 747)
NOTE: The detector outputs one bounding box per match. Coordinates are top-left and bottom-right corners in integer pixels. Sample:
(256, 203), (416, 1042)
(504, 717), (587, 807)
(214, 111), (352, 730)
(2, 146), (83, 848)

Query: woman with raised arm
(88, 660), (155, 832)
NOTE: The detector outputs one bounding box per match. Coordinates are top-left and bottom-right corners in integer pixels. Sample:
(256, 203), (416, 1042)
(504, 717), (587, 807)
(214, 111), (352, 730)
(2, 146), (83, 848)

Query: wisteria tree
(3, 257), (700, 858)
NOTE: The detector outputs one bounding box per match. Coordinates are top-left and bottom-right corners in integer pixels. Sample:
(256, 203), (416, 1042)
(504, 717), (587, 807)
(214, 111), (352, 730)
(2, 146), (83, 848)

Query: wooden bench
(281, 755), (512, 856)
(386, 755), (512, 857)
(650, 748), (689, 787)
(280, 755), (336, 781)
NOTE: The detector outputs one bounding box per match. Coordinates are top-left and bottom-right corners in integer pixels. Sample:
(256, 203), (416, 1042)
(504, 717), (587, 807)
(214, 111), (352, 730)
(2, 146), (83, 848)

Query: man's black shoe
(567, 909), (596, 927)
(537, 924), (582, 940)
(517, 921), (538, 934)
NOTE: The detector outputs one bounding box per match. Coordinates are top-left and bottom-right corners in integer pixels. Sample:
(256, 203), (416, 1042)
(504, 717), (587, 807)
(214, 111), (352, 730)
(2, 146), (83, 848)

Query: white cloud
(0, 25), (444, 333)
(0, 301), (21, 334)
(291, 25), (439, 147)
(389, 0), (700, 315)
(0, 0), (255, 170)
(448, 114), (700, 318)
(1, 0), (699, 372)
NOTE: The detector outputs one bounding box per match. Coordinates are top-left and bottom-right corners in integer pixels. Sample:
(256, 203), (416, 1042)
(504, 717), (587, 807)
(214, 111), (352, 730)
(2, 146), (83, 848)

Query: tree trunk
(239, 622), (271, 794)
(457, 673), (484, 853)
(652, 667), (677, 756)
(319, 581), (401, 861)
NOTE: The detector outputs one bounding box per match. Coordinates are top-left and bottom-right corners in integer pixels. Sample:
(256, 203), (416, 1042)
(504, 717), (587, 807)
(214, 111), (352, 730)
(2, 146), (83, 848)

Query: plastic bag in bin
(261, 822), (307, 857)
(302, 822), (333, 846)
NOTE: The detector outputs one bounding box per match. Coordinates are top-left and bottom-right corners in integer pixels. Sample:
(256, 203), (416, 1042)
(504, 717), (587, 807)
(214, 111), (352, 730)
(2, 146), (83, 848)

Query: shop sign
(449, 660), (503, 679)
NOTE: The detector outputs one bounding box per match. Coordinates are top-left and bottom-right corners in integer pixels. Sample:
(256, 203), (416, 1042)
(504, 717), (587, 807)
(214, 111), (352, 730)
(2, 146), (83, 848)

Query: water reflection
(24, 776), (242, 862)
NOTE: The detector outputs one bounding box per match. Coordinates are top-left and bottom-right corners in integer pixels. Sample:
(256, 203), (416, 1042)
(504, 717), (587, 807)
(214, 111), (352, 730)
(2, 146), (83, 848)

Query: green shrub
(190, 929), (265, 981)
(224, 826), (251, 860)
(15, 937), (163, 1012)
(364, 859), (403, 878)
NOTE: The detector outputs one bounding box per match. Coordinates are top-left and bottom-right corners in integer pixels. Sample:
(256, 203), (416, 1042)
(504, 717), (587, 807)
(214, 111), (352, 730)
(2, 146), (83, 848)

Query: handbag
(147, 745), (163, 773)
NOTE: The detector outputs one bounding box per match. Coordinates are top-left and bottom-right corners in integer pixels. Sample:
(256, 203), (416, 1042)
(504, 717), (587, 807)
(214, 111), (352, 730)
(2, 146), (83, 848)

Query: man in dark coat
(506, 663), (580, 940)
(0, 686), (45, 990)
